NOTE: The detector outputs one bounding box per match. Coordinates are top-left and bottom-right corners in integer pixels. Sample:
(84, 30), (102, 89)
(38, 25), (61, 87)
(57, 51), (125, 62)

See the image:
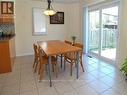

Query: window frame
(32, 7), (47, 36)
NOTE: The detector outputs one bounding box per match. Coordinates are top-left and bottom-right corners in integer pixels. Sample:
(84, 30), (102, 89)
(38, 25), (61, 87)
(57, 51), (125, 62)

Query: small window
(32, 8), (46, 35)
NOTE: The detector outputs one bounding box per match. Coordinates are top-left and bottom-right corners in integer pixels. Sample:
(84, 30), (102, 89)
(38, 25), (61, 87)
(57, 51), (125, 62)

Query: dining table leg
(76, 52), (80, 79)
(48, 56), (52, 87)
(60, 54), (62, 68)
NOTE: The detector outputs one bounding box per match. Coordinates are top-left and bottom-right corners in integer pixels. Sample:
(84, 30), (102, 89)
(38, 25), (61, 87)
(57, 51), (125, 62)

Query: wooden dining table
(37, 40), (82, 87)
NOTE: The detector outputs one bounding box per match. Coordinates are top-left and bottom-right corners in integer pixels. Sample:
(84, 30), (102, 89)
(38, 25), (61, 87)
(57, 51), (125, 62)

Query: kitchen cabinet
(1, 17), (14, 24)
(0, 15), (14, 24)
(0, 17), (2, 23)
(0, 36), (15, 74)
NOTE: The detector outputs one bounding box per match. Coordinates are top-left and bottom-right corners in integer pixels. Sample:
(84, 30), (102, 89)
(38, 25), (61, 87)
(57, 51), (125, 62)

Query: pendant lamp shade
(44, 0), (56, 16)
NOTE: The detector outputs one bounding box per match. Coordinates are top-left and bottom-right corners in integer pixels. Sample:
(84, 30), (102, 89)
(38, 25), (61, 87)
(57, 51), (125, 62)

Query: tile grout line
(69, 80), (83, 95)
(0, 73), (10, 95)
(0, 80), (3, 95)
(19, 62), (22, 95)
(86, 84), (101, 95)
(88, 81), (112, 95)
(98, 87), (113, 95)
(53, 82), (61, 95)
(33, 73), (40, 95)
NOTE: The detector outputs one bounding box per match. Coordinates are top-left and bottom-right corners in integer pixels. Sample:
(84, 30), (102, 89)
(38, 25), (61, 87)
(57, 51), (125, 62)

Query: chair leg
(39, 64), (44, 81)
(74, 58), (84, 72)
(64, 58), (66, 71)
(54, 64), (58, 78)
(33, 57), (36, 68)
(38, 61), (41, 75)
(60, 54), (63, 68)
(75, 62), (77, 68)
(45, 64), (48, 72)
(70, 63), (73, 76)
(52, 64), (54, 72)
(34, 58), (39, 73)
(34, 61), (38, 73)
(80, 59), (84, 72)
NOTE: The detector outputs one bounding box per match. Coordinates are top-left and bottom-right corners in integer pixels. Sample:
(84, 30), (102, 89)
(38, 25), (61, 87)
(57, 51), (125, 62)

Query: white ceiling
(53, 0), (79, 3)
(31, 0), (80, 3)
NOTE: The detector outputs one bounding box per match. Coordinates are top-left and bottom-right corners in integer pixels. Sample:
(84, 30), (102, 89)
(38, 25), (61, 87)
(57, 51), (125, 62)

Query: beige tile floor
(0, 55), (127, 95)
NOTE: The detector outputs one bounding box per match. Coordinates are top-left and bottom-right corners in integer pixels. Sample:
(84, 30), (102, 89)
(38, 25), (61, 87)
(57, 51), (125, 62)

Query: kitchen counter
(0, 35), (15, 41)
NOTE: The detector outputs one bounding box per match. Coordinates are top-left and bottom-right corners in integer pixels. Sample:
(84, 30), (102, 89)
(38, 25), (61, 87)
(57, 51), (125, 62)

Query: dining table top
(37, 40), (82, 56)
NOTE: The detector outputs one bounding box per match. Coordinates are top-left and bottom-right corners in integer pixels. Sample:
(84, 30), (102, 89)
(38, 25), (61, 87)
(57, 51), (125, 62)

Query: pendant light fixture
(44, 0), (56, 16)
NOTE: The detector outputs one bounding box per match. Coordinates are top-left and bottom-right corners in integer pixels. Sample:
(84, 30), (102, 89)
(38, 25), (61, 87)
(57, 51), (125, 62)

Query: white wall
(117, 0), (127, 68)
(66, 3), (83, 43)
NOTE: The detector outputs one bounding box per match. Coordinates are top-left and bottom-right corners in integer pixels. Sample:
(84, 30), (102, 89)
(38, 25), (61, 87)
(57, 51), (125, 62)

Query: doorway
(87, 4), (119, 62)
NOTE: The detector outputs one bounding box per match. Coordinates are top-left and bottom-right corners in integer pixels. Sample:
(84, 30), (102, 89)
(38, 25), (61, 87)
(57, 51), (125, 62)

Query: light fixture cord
(47, 0), (51, 9)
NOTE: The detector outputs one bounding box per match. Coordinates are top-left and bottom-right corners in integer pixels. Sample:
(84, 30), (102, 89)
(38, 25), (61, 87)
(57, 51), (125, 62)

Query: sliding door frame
(87, 1), (120, 64)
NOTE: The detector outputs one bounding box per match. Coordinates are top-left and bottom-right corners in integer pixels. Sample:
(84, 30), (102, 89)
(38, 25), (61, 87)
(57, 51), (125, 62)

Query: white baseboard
(16, 52), (34, 57)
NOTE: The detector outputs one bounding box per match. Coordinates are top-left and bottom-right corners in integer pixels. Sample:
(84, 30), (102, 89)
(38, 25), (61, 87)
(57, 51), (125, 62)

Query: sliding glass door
(88, 5), (119, 62)
(88, 10), (100, 55)
(101, 6), (118, 60)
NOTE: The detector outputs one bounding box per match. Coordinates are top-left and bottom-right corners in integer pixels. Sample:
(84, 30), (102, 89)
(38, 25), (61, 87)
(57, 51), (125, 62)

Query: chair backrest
(74, 43), (83, 57)
(38, 46), (42, 63)
(64, 40), (72, 45)
(74, 43), (83, 50)
(38, 46), (48, 64)
(33, 44), (39, 57)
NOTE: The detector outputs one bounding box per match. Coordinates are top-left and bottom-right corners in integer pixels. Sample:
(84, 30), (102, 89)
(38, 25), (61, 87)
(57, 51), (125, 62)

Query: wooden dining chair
(64, 40), (72, 45)
(33, 44), (47, 73)
(38, 46), (58, 80)
(33, 44), (40, 73)
(63, 40), (73, 70)
(74, 43), (84, 72)
(64, 42), (84, 76)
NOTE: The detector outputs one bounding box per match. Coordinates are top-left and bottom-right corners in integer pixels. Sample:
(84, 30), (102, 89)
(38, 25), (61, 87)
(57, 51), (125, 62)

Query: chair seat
(41, 56), (57, 64)
(50, 56), (57, 64)
(65, 52), (77, 61)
